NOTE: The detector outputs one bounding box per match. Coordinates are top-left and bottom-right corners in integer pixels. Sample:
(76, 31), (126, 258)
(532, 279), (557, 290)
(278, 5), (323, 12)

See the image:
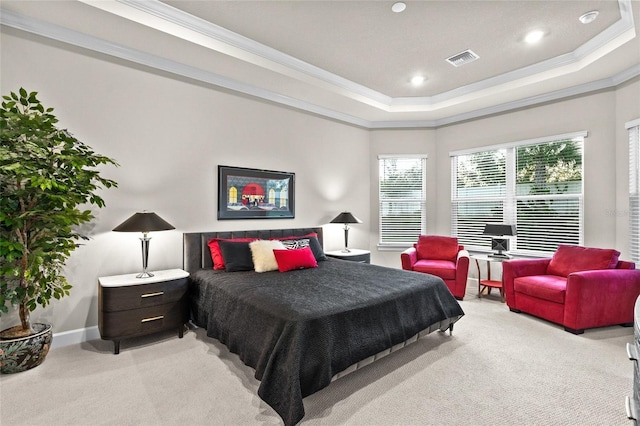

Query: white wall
(0, 29), (371, 334)
(2, 26), (639, 336)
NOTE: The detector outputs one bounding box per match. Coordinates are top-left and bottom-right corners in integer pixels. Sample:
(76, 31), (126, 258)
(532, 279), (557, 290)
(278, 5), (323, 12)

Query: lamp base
(342, 226), (352, 253)
(137, 235), (154, 278)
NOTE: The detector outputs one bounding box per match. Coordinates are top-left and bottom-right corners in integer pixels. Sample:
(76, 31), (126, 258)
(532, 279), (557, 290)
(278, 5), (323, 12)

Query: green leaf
(0, 88), (118, 319)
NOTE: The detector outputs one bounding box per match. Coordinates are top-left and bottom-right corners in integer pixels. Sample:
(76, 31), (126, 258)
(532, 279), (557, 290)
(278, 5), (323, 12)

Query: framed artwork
(218, 165), (295, 220)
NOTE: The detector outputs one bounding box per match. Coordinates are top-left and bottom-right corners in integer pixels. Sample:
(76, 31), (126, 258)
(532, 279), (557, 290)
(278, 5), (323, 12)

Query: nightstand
(98, 269), (190, 354)
(325, 249), (371, 264)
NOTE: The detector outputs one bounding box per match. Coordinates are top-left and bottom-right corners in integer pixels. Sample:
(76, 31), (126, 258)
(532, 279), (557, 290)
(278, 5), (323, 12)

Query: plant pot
(0, 323), (53, 374)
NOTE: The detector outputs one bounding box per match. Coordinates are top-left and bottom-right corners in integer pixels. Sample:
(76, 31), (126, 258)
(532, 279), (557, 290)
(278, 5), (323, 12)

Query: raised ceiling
(1, 0), (639, 128)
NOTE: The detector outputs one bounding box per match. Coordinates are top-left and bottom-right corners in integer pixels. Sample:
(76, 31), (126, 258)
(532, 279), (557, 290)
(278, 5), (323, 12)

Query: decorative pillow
(218, 240), (255, 272)
(416, 235), (459, 261)
(273, 233), (327, 261)
(281, 238), (310, 250)
(547, 245), (620, 277)
(273, 247), (318, 272)
(249, 240), (285, 273)
(207, 237), (256, 270)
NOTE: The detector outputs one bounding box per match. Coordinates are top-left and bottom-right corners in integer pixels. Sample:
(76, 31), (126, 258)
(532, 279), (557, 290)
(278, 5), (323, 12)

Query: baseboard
(52, 326), (100, 349)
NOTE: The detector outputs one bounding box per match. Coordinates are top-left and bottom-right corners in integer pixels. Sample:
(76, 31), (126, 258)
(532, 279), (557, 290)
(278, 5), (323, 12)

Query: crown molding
(84, 0), (392, 111)
(371, 66), (640, 129)
(81, 0), (635, 113)
(1, 7), (638, 129)
(0, 8), (372, 128)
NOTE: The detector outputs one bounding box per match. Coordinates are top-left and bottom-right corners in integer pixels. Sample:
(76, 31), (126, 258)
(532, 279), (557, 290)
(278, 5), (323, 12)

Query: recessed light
(411, 75), (425, 86)
(579, 10), (599, 24)
(524, 30), (545, 44)
(392, 2), (406, 13)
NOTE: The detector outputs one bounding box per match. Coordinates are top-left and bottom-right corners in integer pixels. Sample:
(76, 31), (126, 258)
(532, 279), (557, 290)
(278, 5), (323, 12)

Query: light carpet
(0, 289), (634, 426)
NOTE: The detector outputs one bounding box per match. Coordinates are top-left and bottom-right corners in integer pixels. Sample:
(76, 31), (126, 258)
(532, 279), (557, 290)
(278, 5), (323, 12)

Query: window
(628, 118), (640, 262)
(378, 155), (427, 247)
(451, 132), (585, 256)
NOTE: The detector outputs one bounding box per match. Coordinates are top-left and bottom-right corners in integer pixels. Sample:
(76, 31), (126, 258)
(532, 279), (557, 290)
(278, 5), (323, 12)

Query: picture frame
(218, 165), (295, 220)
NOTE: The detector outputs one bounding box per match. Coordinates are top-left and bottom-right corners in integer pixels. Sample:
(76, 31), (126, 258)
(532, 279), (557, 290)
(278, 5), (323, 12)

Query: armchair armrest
(502, 258), (551, 306)
(564, 269), (640, 331)
(401, 247), (417, 270)
(457, 249), (470, 262)
(455, 249), (470, 272)
(455, 249), (470, 289)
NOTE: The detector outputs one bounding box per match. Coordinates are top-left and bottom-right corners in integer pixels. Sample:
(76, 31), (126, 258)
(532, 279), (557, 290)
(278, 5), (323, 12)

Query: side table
(470, 254), (506, 302)
(325, 249), (371, 264)
(98, 268), (190, 354)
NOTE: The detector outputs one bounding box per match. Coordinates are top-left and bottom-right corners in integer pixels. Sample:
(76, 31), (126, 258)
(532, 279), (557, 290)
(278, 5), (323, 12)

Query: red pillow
(416, 235), (459, 261)
(207, 237), (257, 270)
(273, 247), (318, 272)
(547, 245), (620, 277)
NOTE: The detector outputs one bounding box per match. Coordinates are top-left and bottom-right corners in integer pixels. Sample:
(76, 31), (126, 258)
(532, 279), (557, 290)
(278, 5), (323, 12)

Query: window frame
(627, 118), (640, 263)
(450, 131), (586, 256)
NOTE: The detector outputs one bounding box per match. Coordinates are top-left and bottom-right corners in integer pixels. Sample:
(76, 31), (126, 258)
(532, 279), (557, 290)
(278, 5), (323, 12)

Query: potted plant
(0, 88), (118, 373)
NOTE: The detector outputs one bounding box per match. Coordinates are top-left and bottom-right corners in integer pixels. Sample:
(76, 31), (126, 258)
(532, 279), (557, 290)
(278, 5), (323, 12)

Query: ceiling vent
(446, 49), (479, 67)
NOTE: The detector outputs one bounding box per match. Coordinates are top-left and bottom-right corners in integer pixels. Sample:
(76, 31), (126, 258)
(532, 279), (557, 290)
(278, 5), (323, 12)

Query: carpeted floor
(0, 287), (634, 425)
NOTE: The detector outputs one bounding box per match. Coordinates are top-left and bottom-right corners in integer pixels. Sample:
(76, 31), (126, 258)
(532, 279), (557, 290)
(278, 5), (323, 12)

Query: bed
(183, 227), (464, 425)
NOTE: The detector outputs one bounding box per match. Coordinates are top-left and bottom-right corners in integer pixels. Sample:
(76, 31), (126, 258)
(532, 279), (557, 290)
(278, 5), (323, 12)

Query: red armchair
(401, 235), (470, 300)
(503, 244), (640, 334)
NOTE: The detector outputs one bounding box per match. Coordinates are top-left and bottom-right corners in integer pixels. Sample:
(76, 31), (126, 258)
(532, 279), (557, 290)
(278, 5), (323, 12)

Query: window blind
(451, 149), (508, 250)
(378, 156), (426, 246)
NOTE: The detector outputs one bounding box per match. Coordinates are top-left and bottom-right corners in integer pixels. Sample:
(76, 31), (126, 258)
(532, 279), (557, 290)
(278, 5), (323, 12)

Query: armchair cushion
(514, 275), (567, 304)
(412, 259), (457, 280)
(547, 245), (620, 277)
(416, 235), (459, 262)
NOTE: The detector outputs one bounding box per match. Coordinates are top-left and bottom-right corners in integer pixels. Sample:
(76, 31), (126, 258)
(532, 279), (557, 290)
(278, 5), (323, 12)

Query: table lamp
(330, 211), (362, 252)
(113, 211), (175, 278)
(483, 223), (517, 258)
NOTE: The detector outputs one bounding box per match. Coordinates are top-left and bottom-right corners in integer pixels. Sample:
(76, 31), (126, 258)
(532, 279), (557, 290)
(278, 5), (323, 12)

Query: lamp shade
(330, 212), (362, 224)
(483, 224), (516, 236)
(113, 212), (175, 233)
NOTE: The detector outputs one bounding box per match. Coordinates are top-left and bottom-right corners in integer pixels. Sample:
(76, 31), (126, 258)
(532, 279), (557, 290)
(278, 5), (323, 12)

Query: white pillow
(249, 240), (285, 273)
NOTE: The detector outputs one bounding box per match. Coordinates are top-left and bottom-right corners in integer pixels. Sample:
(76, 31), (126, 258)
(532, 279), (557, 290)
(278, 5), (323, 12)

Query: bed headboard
(183, 227), (324, 274)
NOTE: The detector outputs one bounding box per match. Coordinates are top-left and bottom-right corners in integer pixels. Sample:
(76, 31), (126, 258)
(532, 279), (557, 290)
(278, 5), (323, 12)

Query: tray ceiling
(1, 0), (639, 128)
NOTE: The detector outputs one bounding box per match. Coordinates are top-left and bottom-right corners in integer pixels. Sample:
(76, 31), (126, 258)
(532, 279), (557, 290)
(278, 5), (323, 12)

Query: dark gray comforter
(190, 258), (464, 425)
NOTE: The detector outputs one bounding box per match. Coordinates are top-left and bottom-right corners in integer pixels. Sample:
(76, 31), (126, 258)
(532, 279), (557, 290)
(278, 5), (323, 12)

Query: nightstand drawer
(99, 302), (187, 339)
(100, 277), (188, 312)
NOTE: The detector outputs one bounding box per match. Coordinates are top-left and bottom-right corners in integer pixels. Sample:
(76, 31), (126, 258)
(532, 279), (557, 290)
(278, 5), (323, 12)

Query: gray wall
(1, 26), (639, 335)
(372, 82), (640, 268)
(0, 29), (371, 334)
